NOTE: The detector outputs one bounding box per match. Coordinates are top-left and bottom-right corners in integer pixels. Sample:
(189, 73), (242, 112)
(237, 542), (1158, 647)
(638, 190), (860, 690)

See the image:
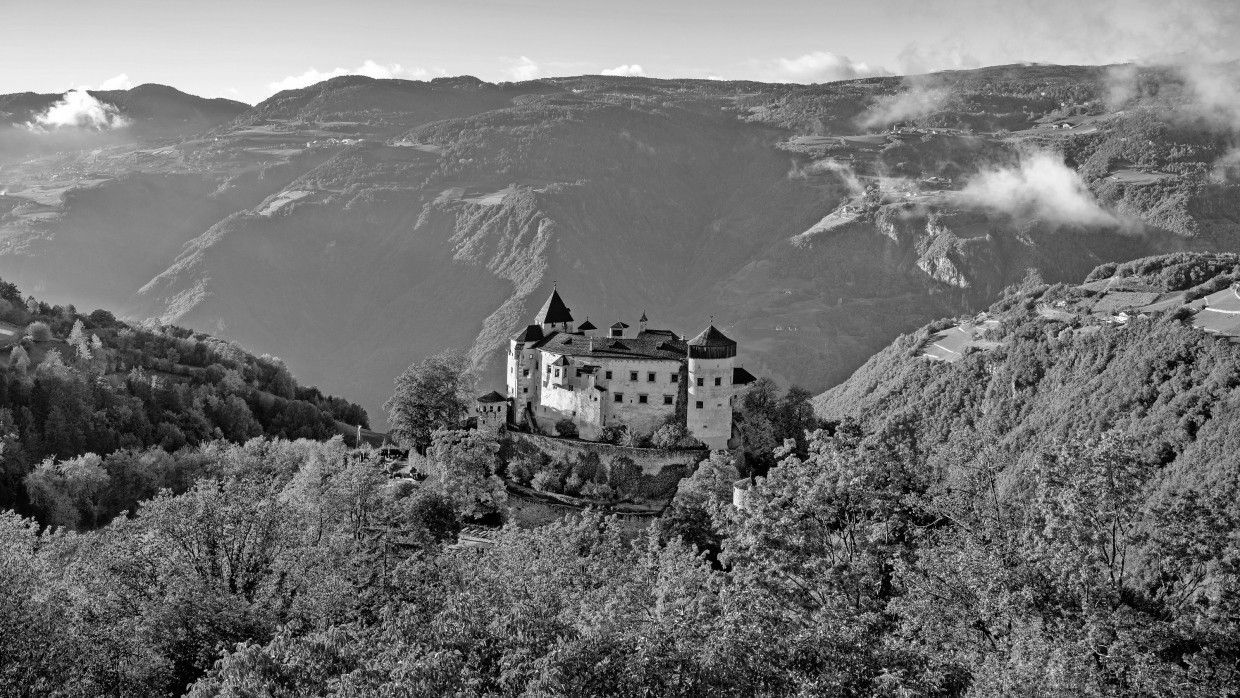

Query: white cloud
(858, 82), (952, 129)
(961, 151), (1120, 228)
(504, 56), (541, 82)
(26, 89), (129, 131)
(267, 60), (432, 94)
(99, 73), (134, 90)
(600, 64), (645, 77)
(764, 51), (890, 84)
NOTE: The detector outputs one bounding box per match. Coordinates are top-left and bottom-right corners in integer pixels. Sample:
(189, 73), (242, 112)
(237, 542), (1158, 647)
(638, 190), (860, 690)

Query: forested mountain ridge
(2, 64), (1239, 428)
(815, 251), (1240, 517)
(0, 274), (368, 523)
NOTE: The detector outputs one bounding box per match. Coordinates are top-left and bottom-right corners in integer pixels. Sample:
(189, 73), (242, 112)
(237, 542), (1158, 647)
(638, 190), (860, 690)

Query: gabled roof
(476, 390), (508, 403)
(538, 330), (688, 361)
(577, 317), (597, 331)
(512, 324), (545, 342)
(688, 324), (736, 347)
(535, 288), (573, 325)
(551, 355), (570, 366)
(611, 321), (630, 329)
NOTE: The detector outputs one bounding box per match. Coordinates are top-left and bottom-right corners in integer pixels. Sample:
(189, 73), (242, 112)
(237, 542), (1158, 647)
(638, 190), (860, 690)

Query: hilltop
(2, 64), (1238, 427)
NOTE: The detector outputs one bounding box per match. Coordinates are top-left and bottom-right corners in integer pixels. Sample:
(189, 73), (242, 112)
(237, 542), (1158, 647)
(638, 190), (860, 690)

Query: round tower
(685, 324), (737, 450)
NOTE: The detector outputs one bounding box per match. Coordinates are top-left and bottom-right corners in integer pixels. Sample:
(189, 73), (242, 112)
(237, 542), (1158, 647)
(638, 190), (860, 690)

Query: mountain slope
(2, 66), (1238, 428)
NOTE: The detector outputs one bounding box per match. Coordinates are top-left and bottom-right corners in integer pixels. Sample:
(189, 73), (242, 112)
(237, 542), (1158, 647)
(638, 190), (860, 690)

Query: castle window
(695, 401), (704, 409)
(696, 377), (704, 387)
(523, 369), (530, 377)
(647, 372), (655, 382)
(605, 370), (613, 380)
(638, 394), (648, 404)
(663, 395), (674, 405)
(523, 388), (528, 393)
(614, 393), (624, 403)
(714, 377), (722, 386)
(670, 374), (679, 383)
(554, 369), (560, 378)
(629, 371), (638, 381)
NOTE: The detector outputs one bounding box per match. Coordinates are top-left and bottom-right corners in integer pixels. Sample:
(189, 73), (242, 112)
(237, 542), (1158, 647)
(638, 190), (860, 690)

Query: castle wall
(687, 356), (736, 449)
(536, 351), (681, 437)
(506, 431), (709, 476)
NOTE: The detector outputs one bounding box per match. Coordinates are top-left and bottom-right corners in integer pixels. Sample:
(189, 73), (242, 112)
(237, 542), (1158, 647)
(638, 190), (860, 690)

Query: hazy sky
(3, 0), (1237, 104)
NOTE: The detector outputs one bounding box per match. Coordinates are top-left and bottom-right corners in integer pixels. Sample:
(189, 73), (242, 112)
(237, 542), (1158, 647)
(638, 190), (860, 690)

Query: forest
(1, 253), (1238, 696)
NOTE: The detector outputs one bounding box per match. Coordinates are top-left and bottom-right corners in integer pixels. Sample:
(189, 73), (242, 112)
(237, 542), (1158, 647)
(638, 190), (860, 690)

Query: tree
(428, 428), (506, 519)
(384, 350), (475, 453)
(25, 321), (50, 342)
(7, 344), (29, 374)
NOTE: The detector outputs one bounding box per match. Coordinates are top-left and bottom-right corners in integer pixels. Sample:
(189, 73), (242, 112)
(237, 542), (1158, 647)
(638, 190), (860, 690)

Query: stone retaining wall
(506, 431), (709, 475)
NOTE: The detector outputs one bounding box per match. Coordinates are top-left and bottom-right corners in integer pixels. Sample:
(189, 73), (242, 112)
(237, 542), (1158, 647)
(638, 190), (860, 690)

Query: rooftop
(535, 288), (573, 325)
(535, 329), (688, 361)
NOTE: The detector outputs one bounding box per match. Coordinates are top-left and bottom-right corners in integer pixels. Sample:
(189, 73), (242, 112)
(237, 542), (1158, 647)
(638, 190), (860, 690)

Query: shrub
(554, 418), (579, 439)
(531, 470), (561, 493)
(26, 321), (51, 342)
(599, 425), (627, 444)
(580, 481), (615, 501)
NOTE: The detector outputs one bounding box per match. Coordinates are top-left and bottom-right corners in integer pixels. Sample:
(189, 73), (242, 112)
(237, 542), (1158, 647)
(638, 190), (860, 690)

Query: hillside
(0, 274), (368, 521)
(2, 65), (1238, 428)
(815, 252), (1240, 486)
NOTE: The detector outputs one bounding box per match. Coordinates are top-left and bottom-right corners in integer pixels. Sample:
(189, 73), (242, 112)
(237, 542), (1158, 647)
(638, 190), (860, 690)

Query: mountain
(2, 65), (1238, 429)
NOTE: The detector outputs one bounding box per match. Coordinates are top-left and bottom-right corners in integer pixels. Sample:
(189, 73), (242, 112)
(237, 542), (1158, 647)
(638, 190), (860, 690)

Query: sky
(2, 0), (1238, 104)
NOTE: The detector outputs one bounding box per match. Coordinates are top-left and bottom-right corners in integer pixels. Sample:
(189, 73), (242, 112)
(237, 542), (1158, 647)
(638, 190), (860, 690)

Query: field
(919, 319), (1002, 362)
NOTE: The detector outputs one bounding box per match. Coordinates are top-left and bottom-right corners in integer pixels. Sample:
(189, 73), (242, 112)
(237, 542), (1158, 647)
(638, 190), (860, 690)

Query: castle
(497, 287), (755, 449)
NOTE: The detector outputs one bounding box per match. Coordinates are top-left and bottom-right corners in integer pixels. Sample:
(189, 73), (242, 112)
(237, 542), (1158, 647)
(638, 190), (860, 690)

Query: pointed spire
(640, 310), (648, 322)
(535, 286), (573, 325)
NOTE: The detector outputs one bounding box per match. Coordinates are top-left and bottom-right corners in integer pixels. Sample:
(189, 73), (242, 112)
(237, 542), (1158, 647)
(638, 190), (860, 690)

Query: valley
(2, 66), (1238, 429)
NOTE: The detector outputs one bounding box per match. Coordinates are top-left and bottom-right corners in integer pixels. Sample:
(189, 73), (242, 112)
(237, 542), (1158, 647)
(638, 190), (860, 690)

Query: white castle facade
(502, 287), (755, 449)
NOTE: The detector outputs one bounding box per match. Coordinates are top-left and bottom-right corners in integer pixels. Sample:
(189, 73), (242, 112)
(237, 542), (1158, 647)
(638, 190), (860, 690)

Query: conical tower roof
(688, 324), (735, 347)
(687, 324), (737, 359)
(535, 287), (573, 325)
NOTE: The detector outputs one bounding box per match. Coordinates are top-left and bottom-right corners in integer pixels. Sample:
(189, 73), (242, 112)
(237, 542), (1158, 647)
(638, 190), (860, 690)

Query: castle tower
(685, 323), (737, 450)
(638, 311), (648, 334)
(475, 391), (509, 434)
(508, 324), (545, 425)
(535, 285), (574, 334)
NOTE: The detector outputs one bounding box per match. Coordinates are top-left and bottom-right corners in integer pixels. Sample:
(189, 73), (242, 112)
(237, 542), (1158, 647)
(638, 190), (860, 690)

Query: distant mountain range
(2, 65), (1237, 428)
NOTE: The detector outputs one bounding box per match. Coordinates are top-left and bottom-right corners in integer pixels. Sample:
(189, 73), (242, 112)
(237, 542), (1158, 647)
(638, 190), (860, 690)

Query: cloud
(267, 60), (432, 94)
(896, 42), (980, 76)
(26, 89), (129, 131)
(859, 81), (951, 130)
(960, 151), (1120, 227)
(600, 64), (645, 77)
(98, 73), (134, 90)
(762, 51), (889, 84)
(504, 56), (541, 82)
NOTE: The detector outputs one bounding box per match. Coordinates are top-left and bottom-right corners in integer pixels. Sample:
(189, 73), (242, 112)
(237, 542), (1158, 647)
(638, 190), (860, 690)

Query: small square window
(647, 372), (655, 382)
(523, 388), (528, 393)
(614, 393), (624, 403)
(605, 370), (613, 379)
(670, 374), (679, 383)
(629, 371), (638, 381)
(523, 369), (529, 377)
(714, 377), (722, 386)
(638, 394), (648, 404)
(554, 369), (560, 378)
(695, 401), (704, 409)
(696, 377), (704, 387)
(663, 395), (674, 405)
